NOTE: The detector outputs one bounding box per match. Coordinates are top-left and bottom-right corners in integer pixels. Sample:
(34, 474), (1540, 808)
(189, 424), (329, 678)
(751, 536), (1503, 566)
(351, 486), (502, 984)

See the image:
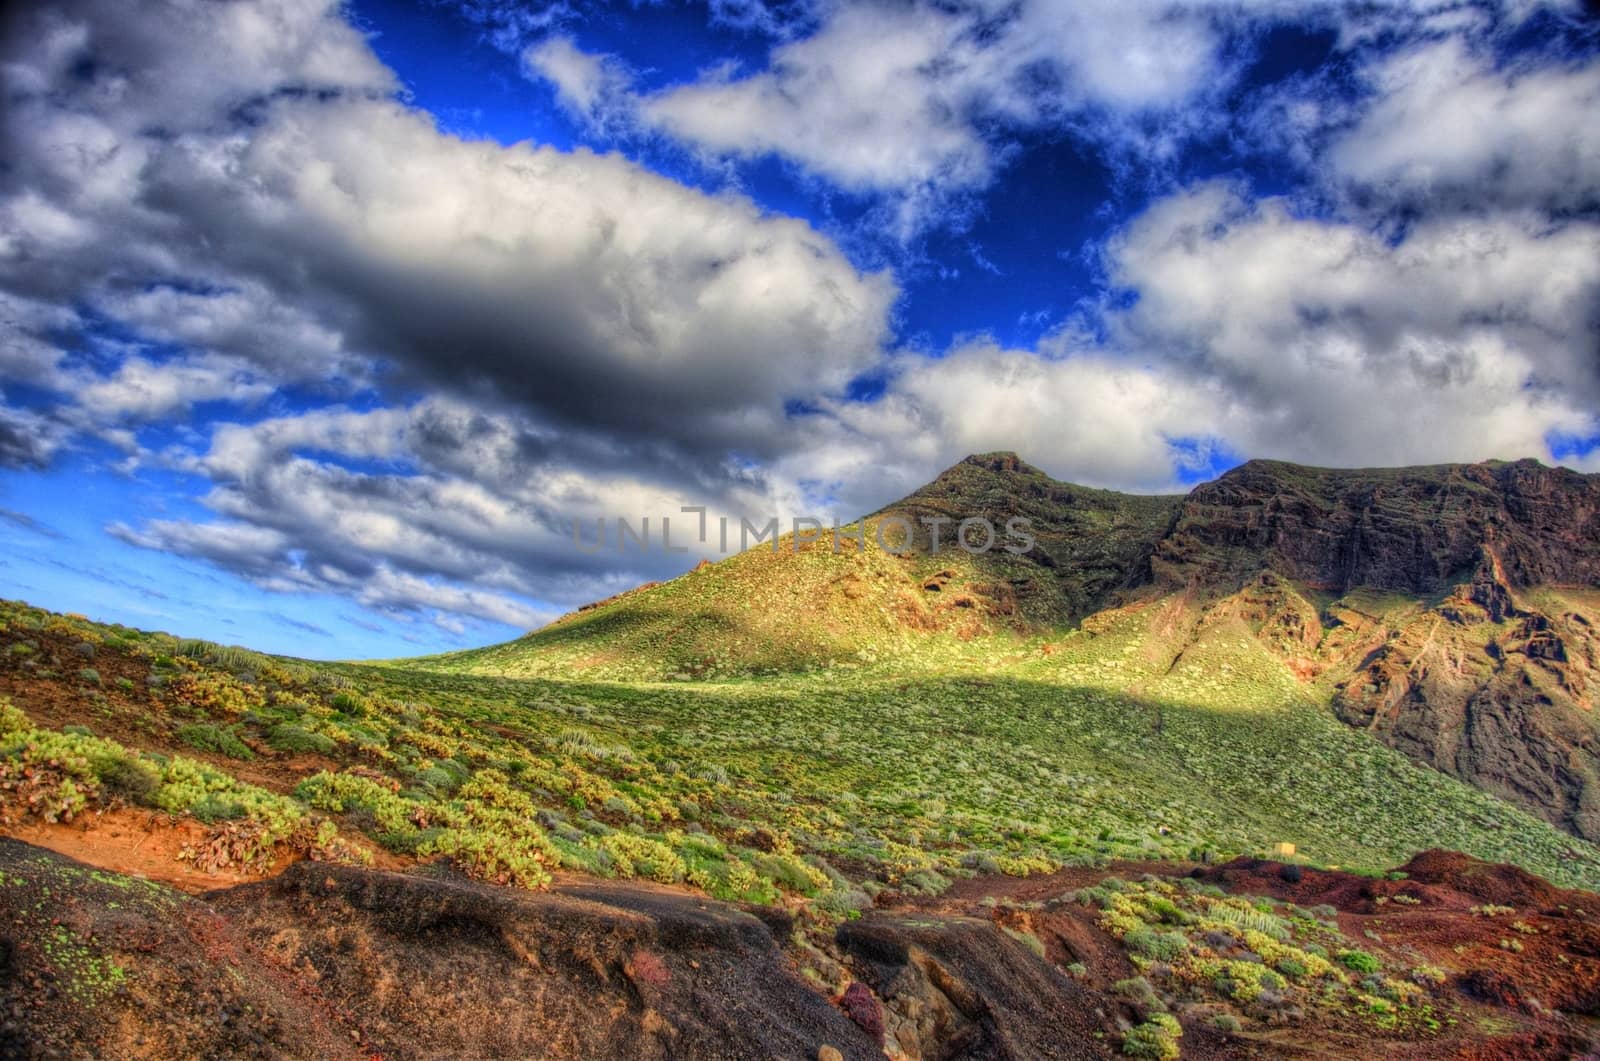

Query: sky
(0, 0), (1597, 658)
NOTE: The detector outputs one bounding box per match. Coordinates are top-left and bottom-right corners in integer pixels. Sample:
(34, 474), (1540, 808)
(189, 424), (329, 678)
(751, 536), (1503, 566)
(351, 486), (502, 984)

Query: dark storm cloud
(0, 0), (893, 470)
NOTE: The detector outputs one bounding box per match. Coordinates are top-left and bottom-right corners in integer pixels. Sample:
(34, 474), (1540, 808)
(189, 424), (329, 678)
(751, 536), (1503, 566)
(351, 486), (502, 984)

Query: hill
(423, 453), (1182, 682)
(421, 454), (1600, 845)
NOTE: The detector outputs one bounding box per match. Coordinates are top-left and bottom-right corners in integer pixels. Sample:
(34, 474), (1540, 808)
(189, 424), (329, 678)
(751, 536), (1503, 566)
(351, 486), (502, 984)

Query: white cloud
(0, 0), (898, 451)
(73, 353), (278, 422)
(643, 6), (994, 194)
(0, 0), (900, 629)
(1106, 182), (1600, 466)
(790, 179), (1600, 503)
(1329, 36), (1600, 210)
(522, 35), (634, 133)
(606, 0), (1584, 231)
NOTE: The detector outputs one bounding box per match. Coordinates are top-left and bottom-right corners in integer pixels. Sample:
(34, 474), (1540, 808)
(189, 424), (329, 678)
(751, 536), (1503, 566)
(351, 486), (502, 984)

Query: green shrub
(91, 752), (161, 805)
(1337, 949), (1381, 974)
(1275, 956), (1309, 982)
(1122, 1014), (1181, 1059)
(266, 724), (336, 756)
(177, 723), (255, 760)
(1126, 927), (1189, 962)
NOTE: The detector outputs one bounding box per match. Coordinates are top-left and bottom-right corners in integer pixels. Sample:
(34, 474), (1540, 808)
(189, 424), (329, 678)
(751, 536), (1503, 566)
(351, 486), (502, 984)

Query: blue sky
(0, 0), (1597, 657)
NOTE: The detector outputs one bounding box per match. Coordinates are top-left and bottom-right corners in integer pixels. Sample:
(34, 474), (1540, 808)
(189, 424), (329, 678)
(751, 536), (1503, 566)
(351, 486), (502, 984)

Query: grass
(5, 596), (1600, 905)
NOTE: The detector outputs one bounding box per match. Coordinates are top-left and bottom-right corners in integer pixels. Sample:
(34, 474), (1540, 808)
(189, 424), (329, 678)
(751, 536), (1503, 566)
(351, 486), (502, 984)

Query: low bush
(266, 724), (337, 756)
(1337, 949), (1382, 974)
(177, 723), (255, 760)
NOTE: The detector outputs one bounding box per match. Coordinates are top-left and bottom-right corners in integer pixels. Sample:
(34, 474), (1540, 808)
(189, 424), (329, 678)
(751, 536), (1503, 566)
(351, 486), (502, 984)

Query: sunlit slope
(418, 453), (1181, 680)
(6, 598), (1599, 894)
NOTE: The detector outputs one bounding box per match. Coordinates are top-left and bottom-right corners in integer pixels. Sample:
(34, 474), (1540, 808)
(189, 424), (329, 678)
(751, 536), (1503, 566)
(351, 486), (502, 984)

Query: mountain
(7, 456), (1600, 1056)
(427, 454), (1600, 843)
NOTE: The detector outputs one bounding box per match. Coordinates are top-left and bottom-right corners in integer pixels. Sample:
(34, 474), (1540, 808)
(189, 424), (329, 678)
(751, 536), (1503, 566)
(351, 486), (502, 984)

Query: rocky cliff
(1152, 458), (1600, 595)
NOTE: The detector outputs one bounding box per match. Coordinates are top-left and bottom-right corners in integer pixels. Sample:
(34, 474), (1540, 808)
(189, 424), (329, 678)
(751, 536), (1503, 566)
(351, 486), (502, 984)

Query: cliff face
(1325, 576), (1600, 841)
(1134, 457), (1600, 843)
(1152, 458), (1600, 595)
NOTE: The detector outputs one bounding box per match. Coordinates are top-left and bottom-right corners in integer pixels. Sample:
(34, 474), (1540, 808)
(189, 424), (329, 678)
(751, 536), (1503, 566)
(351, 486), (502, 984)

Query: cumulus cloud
(0, 0), (899, 628)
(843, 183), (1600, 491)
(1107, 182), (1600, 465)
(0, 401), (69, 469)
(0, 0), (895, 461)
(111, 397), (812, 630)
(1328, 36), (1600, 211)
(642, 6), (995, 194)
(522, 35), (635, 133)
(800, 343), (1226, 498)
(563, 0), (1585, 233)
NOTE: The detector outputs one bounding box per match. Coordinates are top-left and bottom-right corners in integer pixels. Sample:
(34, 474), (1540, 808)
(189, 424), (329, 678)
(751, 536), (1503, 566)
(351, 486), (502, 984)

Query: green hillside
(419, 453), (1181, 682)
(4, 453), (1599, 915)
(4, 593), (1598, 901)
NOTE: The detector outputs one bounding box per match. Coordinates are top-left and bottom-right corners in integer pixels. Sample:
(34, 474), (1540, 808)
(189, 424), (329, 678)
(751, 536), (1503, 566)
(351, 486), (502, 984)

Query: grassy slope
(5, 457), (1598, 905)
(421, 454), (1181, 682)
(5, 597), (1598, 901)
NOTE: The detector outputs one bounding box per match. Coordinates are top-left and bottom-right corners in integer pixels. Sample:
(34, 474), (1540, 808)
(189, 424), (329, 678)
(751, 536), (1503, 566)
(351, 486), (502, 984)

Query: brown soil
(8, 824), (1600, 1058)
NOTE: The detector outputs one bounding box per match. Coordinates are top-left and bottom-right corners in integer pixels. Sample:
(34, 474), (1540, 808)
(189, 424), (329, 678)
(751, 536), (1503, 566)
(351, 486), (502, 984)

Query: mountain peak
(958, 451), (1033, 474)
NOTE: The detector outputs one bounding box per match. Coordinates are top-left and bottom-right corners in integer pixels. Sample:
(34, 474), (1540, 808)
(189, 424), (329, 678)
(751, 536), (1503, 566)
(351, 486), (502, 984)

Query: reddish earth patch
(3, 807), (294, 892)
(3, 806), (409, 894)
(856, 850), (1600, 1058)
(1194, 852), (1600, 1019)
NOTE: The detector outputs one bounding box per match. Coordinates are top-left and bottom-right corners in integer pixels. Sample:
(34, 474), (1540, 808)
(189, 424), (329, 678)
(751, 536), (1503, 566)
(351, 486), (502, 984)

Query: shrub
(177, 723), (256, 761)
(78, 668), (101, 686)
(1410, 963), (1448, 987)
(1002, 926), (1046, 959)
(1211, 1013), (1241, 1033)
(1114, 976), (1164, 1014)
(1126, 927), (1190, 962)
(901, 868), (952, 895)
(417, 828), (552, 888)
(1206, 900), (1290, 941)
(595, 831), (685, 884)
(1275, 956), (1309, 982)
(1122, 1014), (1181, 1060)
(266, 724), (337, 756)
(91, 752), (161, 805)
(1337, 949), (1381, 974)
(749, 851), (831, 895)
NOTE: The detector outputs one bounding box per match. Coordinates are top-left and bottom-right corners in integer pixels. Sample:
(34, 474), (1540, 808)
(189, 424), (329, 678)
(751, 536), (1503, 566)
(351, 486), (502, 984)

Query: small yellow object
(1273, 842), (1297, 858)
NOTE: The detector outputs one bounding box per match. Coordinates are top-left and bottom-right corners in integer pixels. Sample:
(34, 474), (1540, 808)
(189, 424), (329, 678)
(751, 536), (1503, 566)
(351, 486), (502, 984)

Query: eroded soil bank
(5, 834), (1600, 1059)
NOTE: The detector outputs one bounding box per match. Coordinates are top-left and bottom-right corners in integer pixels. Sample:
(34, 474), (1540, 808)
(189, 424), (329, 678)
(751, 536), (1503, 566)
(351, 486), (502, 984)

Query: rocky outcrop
(1327, 561), (1600, 841)
(0, 841), (878, 1060)
(879, 453), (1182, 625)
(1152, 458), (1600, 595)
(837, 914), (1111, 1059)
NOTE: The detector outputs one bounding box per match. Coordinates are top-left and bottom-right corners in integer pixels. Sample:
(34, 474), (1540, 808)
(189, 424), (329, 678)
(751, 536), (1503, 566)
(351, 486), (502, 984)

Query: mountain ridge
(423, 452), (1600, 846)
